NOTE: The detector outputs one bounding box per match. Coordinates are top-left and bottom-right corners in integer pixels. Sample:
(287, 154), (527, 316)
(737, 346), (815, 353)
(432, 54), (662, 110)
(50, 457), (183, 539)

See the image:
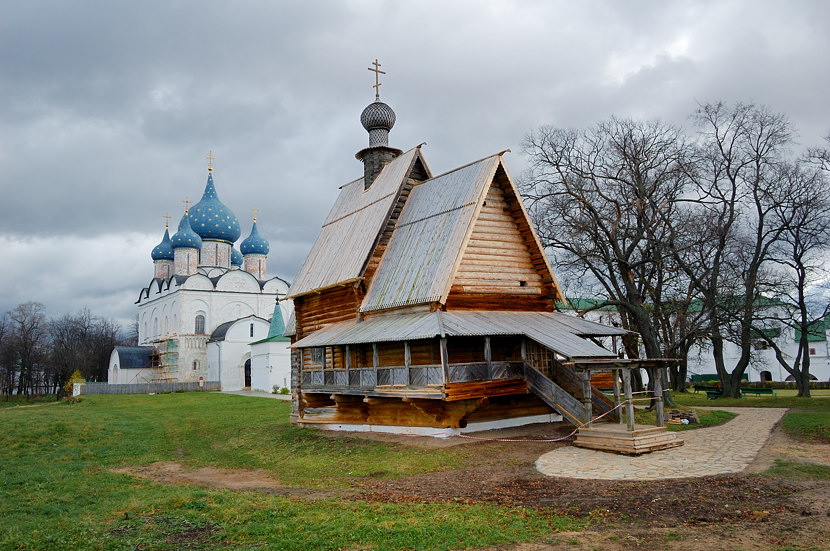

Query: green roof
(795, 319), (828, 343)
(251, 303), (291, 344)
(556, 298), (617, 311)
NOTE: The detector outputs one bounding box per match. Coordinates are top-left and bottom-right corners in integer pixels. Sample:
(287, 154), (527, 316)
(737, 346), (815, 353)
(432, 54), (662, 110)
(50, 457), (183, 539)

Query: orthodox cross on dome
(182, 197), (191, 213)
(367, 59), (386, 99)
(206, 150), (216, 172)
(250, 206), (261, 222)
(162, 213), (171, 228)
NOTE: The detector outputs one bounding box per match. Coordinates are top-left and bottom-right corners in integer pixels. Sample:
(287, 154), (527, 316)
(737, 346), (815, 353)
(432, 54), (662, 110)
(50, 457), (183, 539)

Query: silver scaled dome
(360, 99), (396, 147)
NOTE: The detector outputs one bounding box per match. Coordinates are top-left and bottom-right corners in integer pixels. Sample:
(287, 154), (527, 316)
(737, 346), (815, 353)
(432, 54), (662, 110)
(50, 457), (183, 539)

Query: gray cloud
(1, 0), (828, 325)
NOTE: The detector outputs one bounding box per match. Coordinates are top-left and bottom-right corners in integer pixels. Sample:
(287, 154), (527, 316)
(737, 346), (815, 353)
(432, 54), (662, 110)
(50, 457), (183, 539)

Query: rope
(453, 396), (650, 443)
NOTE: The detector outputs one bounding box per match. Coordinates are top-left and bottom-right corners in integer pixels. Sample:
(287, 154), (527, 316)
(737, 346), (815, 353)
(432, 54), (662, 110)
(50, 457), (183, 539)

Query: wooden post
(581, 369), (592, 427)
(622, 368), (635, 432)
(440, 337), (449, 384)
(404, 341), (411, 385)
(290, 348), (301, 418)
(484, 337), (492, 380)
(321, 346), (326, 382)
(653, 367), (665, 427)
(345, 345), (351, 386)
(612, 368), (622, 424)
(372, 342), (379, 386)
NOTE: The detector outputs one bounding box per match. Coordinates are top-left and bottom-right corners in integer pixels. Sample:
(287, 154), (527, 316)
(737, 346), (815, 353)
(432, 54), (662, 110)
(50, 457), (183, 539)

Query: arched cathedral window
(195, 314), (206, 334)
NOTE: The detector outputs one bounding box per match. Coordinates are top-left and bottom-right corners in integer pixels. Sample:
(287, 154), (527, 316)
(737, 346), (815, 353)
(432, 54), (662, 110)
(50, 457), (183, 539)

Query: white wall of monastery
(206, 317), (271, 391)
(250, 340), (291, 392)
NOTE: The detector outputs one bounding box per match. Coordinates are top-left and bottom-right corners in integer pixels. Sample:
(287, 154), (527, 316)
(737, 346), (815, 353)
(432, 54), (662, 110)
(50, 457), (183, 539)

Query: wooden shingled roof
(286, 146), (430, 299)
(360, 152), (562, 312)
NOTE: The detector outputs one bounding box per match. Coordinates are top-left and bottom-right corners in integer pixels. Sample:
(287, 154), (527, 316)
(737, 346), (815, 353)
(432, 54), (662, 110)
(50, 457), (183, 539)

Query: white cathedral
(108, 163), (293, 392)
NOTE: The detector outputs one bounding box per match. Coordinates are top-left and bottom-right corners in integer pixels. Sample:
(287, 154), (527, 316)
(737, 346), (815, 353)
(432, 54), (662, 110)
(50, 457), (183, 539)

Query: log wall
(446, 166), (557, 311)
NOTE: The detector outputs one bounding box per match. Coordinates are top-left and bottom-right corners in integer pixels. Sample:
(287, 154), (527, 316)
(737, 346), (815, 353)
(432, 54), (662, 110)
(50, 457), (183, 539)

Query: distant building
(558, 297), (830, 382)
(108, 165), (292, 391)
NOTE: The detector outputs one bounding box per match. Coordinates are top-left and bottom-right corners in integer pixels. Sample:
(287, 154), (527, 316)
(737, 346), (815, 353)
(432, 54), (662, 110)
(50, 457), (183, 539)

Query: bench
(706, 390), (722, 400)
(740, 388), (776, 397)
(693, 385), (719, 393)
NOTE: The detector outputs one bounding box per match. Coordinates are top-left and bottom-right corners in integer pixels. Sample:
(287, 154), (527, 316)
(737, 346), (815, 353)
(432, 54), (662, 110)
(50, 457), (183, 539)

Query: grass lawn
(633, 407), (736, 431)
(0, 394), (58, 408)
(672, 391), (830, 411)
(0, 393), (582, 550)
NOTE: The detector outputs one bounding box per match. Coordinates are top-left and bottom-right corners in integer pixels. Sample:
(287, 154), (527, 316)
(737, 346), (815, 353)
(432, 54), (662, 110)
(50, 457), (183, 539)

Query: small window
(311, 347), (326, 366)
(250, 323), (254, 338)
(192, 360), (199, 371)
(809, 347), (817, 356)
(195, 315), (206, 334)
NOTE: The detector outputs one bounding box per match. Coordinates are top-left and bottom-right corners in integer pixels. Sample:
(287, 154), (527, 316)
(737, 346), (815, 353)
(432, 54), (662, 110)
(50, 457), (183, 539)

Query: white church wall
(215, 270), (261, 292)
(250, 341), (291, 392)
(173, 335), (209, 383)
(687, 327), (830, 382)
(132, 267), (282, 388)
(211, 317), (270, 390)
(182, 274), (213, 291)
(218, 302), (256, 325)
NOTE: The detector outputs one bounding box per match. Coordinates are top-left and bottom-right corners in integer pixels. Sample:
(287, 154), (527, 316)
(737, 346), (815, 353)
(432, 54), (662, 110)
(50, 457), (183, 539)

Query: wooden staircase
(523, 363), (586, 426)
(523, 360), (619, 426)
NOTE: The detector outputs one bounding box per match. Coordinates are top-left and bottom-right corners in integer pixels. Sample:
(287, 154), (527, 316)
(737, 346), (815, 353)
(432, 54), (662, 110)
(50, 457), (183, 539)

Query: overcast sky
(1, 0), (828, 328)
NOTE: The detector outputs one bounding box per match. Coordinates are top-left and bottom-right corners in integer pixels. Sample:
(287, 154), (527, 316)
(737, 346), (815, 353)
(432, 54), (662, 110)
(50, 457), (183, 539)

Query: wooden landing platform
(574, 424), (684, 455)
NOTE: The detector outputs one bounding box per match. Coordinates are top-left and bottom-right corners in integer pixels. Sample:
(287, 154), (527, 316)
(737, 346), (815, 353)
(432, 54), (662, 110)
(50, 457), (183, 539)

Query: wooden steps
(574, 423), (684, 455)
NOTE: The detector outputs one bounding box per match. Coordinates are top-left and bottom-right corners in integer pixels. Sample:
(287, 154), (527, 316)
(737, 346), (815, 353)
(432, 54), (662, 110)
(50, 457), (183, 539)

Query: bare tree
(7, 302), (49, 395)
(687, 102), (794, 397)
(49, 309), (122, 391)
(754, 161), (830, 397)
(522, 117), (698, 402)
(0, 313), (12, 395)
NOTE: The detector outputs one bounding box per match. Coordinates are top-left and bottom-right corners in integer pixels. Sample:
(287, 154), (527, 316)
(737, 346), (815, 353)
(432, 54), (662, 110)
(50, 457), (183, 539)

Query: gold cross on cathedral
(206, 150), (216, 171)
(162, 213), (171, 228)
(368, 59), (386, 99)
(182, 197), (191, 213)
(250, 206), (260, 222)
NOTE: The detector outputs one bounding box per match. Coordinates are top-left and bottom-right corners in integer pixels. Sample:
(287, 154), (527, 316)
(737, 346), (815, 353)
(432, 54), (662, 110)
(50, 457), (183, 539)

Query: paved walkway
(536, 407), (787, 480)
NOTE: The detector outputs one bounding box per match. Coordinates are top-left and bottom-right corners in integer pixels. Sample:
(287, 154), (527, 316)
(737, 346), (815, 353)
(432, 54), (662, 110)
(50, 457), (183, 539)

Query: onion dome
(171, 211), (202, 250)
(240, 219), (270, 256)
(151, 227), (174, 261)
(360, 98), (396, 147)
(231, 246), (243, 267)
(189, 171), (241, 243)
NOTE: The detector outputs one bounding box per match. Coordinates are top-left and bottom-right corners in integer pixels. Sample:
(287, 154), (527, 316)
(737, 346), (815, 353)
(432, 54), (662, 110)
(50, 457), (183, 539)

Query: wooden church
(285, 66), (669, 437)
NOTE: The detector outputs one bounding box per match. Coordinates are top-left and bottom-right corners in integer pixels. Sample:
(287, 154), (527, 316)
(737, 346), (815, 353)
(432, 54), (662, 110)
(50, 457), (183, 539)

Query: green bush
(63, 370), (85, 397)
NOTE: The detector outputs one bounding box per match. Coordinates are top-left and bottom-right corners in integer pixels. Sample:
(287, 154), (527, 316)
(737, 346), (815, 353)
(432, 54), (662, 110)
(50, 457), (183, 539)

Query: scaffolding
(150, 338), (179, 382)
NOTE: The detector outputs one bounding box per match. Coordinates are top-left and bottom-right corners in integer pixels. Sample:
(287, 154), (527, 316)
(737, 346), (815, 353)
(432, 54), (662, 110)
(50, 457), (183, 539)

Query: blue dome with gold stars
(240, 220), (270, 256)
(151, 228), (174, 261)
(231, 247), (243, 267)
(171, 211), (202, 250)
(189, 171), (241, 244)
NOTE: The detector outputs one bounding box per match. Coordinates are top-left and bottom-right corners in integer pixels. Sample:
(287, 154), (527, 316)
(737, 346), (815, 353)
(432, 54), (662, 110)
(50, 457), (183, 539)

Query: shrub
(63, 370), (85, 397)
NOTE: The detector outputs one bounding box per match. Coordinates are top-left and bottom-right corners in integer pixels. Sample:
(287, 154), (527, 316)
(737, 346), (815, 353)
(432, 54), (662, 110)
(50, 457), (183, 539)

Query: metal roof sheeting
(114, 346), (154, 369)
(287, 147), (423, 298)
(360, 155), (501, 312)
(292, 310), (626, 359)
